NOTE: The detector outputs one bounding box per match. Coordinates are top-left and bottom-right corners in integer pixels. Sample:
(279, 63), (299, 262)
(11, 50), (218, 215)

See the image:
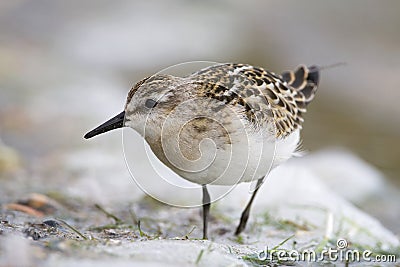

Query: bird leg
(202, 185), (211, 239)
(235, 178), (264, 235)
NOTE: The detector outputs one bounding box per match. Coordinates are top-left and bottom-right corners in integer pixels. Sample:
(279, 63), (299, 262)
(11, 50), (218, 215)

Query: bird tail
(281, 65), (320, 104)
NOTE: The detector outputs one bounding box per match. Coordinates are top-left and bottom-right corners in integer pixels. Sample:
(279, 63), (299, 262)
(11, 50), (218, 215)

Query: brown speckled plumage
(188, 63), (320, 137)
(125, 63), (319, 138)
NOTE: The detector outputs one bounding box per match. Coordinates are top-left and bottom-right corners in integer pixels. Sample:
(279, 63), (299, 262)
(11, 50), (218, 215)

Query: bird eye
(145, 99), (157, 108)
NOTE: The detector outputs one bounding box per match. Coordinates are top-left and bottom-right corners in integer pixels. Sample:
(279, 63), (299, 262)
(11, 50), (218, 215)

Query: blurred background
(0, 0), (399, 235)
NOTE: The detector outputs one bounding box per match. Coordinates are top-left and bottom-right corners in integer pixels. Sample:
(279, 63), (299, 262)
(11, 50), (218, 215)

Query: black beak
(84, 111), (125, 139)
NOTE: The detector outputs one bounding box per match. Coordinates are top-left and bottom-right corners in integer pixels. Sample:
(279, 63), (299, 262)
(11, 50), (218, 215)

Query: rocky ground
(1, 140), (399, 266)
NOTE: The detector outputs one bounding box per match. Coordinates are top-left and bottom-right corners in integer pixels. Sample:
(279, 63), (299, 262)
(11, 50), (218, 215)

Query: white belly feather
(169, 129), (300, 186)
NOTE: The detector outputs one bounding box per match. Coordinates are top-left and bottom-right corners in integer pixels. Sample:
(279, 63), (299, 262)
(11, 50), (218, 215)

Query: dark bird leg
(235, 178), (264, 235)
(202, 185), (211, 239)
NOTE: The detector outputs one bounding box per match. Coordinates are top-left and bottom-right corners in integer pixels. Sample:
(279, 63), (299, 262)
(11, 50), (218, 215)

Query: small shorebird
(84, 63), (320, 239)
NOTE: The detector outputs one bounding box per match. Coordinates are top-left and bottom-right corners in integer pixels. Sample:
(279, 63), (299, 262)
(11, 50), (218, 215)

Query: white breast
(170, 129), (301, 186)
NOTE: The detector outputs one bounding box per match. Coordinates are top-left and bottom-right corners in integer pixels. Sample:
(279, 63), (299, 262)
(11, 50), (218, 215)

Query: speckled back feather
(189, 63), (320, 138)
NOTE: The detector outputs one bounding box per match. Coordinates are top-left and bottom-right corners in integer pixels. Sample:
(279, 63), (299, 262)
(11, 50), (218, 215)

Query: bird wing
(191, 63), (320, 138)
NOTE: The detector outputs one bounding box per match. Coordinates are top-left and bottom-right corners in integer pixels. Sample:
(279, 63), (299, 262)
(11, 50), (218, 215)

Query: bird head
(84, 74), (192, 140)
